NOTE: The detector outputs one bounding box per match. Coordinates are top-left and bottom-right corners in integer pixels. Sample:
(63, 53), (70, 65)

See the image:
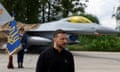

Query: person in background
(36, 29), (75, 72)
(17, 27), (28, 68)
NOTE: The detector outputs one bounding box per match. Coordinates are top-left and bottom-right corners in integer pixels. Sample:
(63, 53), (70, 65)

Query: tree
(39, 0), (89, 23)
(0, 0), (4, 2)
(2, 0), (40, 24)
(60, 0), (74, 17)
(1, 0), (89, 23)
(26, 0), (40, 23)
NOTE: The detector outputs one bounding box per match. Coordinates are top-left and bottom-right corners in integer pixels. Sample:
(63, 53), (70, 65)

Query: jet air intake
(67, 34), (79, 44)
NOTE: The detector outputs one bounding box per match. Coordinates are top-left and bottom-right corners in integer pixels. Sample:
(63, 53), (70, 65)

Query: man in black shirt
(36, 29), (75, 72)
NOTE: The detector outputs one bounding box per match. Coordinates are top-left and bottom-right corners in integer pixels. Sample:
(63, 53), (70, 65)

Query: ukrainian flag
(7, 15), (21, 55)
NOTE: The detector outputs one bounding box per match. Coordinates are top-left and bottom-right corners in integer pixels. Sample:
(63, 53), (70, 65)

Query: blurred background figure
(17, 27), (28, 68)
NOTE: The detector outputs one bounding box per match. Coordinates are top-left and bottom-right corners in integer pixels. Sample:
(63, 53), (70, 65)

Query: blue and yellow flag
(7, 16), (21, 55)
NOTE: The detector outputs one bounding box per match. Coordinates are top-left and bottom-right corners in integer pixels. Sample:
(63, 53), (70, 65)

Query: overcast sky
(85, 0), (119, 29)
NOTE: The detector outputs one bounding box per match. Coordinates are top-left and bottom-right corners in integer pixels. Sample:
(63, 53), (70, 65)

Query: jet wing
(0, 3), (12, 25)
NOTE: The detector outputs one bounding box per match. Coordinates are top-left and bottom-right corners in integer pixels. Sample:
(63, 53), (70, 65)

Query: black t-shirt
(36, 47), (74, 72)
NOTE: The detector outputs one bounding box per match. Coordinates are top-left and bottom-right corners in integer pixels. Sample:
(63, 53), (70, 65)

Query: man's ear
(53, 37), (56, 42)
(53, 38), (55, 41)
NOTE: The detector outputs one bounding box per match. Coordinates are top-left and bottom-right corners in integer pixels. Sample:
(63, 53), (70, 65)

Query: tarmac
(1, 51), (120, 72)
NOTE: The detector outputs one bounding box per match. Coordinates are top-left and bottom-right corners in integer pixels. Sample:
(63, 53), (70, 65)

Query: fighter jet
(26, 16), (119, 47)
(0, 3), (12, 25)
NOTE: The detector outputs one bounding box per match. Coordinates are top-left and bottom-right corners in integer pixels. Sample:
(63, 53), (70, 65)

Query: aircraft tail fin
(0, 3), (12, 25)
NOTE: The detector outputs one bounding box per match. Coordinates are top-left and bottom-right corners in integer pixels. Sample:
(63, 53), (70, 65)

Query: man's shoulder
(40, 48), (53, 55)
(23, 34), (28, 37)
(64, 49), (73, 57)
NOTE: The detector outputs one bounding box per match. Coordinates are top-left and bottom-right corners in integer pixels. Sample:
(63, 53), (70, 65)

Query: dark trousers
(17, 49), (24, 63)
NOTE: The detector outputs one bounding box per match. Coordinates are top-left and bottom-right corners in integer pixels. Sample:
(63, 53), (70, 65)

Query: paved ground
(1, 51), (120, 72)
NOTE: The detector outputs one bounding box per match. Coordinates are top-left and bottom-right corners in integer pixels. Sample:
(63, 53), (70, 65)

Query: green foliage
(68, 35), (120, 52)
(39, 0), (88, 22)
(61, 0), (74, 17)
(0, 0), (4, 2)
(1, 0), (89, 23)
(2, 0), (39, 24)
(25, 0), (39, 23)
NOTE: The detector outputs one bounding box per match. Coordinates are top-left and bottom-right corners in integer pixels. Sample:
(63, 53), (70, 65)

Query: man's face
(19, 30), (24, 35)
(53, 33), (67, 49)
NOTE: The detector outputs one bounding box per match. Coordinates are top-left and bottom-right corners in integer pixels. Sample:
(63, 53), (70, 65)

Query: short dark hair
(53, 29), (66, 38)
(19, 27), (24, 31)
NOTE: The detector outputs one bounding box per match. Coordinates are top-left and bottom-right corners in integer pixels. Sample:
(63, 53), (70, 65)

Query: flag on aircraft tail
(7, 16), (21, 55)
(0, 3), (12, 25)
